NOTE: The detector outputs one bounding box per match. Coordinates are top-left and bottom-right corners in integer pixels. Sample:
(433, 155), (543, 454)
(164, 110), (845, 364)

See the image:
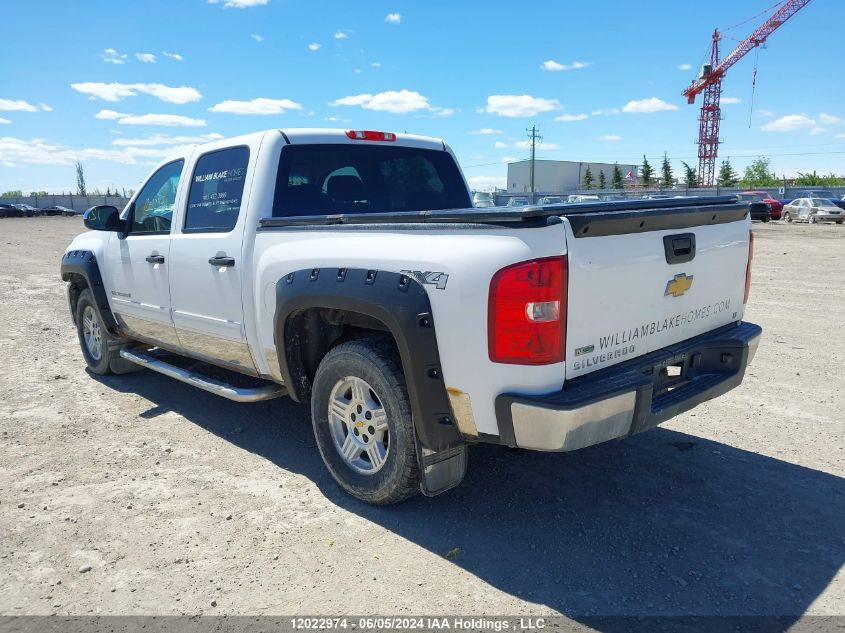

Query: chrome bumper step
(119, 348), (286, 403)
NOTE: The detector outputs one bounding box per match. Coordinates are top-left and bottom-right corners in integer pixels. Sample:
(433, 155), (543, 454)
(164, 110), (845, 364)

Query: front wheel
(310, 338), (420, 505)
(782, 211), (792, 223)
(809, 214), (818, 224)
(75, 288), (141, 375)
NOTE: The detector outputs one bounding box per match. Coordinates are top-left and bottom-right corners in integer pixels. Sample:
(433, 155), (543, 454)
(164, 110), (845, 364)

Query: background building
(506, 160), (639, 194)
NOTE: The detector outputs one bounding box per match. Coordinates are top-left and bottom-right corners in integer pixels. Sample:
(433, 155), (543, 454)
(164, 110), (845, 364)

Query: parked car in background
(736, 191), (783, 222)
(538, 196), (564, 205)
(796, 191), (845, 210)
(0, 203), (20, 218)
(472, 192), (496, 208)
(781, 198), (844, 224)
(505, 196), (531, 207)
(735, 191), (782, 220)
(13, 203), (41, 217)
(567, 194), (601, 203)
(39, 205), (66, 216)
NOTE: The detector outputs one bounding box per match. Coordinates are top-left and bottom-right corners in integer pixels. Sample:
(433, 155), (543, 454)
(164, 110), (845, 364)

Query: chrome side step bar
(119, 349), (286, 403)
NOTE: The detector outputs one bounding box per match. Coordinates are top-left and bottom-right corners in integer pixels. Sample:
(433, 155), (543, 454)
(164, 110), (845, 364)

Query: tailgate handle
(663, 233), (696, 264)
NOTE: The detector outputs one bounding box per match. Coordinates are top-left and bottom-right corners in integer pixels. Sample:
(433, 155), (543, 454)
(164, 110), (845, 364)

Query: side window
(185, 147), (250, 233)
(130, 160), (184, 234)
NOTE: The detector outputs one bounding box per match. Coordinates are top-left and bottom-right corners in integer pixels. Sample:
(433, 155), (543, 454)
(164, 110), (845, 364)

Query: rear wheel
(310, 338), (420, 505)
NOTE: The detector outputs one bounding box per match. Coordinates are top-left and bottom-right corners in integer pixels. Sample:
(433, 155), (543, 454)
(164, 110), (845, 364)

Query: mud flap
(415, 436), (468, 497)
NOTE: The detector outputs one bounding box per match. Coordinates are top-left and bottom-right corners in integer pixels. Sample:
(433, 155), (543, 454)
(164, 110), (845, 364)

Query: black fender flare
(273, 267), (462, 453)
(60, 250), (119, 333)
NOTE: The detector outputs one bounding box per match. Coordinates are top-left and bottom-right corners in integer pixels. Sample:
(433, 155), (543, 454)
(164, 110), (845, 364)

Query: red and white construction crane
(683, 0), (813, 186)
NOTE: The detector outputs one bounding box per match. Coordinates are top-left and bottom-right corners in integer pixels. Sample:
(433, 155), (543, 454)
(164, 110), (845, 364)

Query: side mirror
(83, 205), (124, 232)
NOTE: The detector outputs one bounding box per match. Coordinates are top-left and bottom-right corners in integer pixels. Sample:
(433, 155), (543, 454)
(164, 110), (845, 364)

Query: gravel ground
(0, 217), (842, 621)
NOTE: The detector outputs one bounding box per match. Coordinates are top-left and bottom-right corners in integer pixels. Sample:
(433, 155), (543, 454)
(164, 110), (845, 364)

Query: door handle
(208, 255), (235, 267)
(145, 254), (165, 264)
(663, 233), (696, 265)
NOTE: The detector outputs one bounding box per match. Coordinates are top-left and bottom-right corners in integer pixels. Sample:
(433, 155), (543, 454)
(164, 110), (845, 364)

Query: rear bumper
(494, 321), (762, 452)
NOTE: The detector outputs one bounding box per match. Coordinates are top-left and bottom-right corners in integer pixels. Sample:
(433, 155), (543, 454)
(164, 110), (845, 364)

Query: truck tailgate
(563, 208), (751, 380)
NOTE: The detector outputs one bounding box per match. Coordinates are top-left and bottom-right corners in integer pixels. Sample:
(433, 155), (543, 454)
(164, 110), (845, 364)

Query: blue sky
(1, 0), (843, 193)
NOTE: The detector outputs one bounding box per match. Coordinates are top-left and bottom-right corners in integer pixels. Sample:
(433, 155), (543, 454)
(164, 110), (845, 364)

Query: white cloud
(94, 109), (130, 120)
(208, 0), (268, 8)
(371, 61), (382, 67)
(354, 68), (362, 75)
(208, 97), (303, 115)
(622, 97), (679, 113)
(0, 136), (190, 166)
(809, 126), (825, 136)
(101, 48), (127, 64)
(757, 109), (774, 117)
(334, 31), (348, 39)
(678, 63), (692, 71)
(541, 60), (590, 72)
(385, 13), (401, 23)
(70, 82), (202, 104)
(721, 97), (742, 105)
(117, 114), (207, 127)
(483, 94), (560, 118)
(597, 134), (622, 141)
(819, 113), (844, 125)
(494, 141), (508, 148)
(501, 156), (516, 163)
(39, 103), (53, 112)
(112, 133), (223, 146)
(162, 51), (183, 61)
(308, 43), (321, 51)
(0, 99), (38, 112)
(592, 108), (620, 116)
(467, 175), (505, 190)
(135, 52), (157, 63)
(555, 113), (588, 122)
(331, 89), (444, 114)
(514, 140), (560, 150)
(470, 128), (502, 135)
(0, 117), (10, 124)
(251, 34), (264, 42)
(836, 133), (845, 139)
(761, 114), (815, 132)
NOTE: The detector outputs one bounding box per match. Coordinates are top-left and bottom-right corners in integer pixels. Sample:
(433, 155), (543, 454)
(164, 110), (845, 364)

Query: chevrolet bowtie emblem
(665, 273), (693, 298)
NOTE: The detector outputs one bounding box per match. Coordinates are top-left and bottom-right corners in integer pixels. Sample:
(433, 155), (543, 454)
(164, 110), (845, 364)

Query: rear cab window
(185, 146), (250, 232)
(272, 144), (470, 216)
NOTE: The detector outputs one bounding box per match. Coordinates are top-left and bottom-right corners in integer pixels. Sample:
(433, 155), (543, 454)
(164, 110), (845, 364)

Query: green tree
(682, 162), (698, 188)
(794, 171), (845, 187)
(75, 161), (86, 196)
(1, 190), (23, 197)
(611, 163), (624, 190)
(660, 153), (673, 188)
(582, 165), (594, 190)
(640, 155), (653, 188)
(598, 170), (606, 190)
(717, 159), (739, 187)
(29, 190), (49, 197)
(740, 157), (778, 187)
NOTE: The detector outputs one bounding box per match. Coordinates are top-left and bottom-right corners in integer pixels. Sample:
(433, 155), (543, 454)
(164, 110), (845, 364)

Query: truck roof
(280, 128), (447, 151)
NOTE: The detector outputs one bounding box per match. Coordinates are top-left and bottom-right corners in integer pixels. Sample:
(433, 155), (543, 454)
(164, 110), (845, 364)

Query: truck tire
(75, 288), (141, 375)
(310, 338), (420, 505)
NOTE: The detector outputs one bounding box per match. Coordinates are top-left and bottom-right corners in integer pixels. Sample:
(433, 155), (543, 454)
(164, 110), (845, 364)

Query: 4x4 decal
(400, 270), (449, 290)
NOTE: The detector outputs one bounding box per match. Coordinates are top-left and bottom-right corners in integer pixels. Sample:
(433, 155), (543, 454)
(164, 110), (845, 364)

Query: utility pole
(526, 125), (542, 203)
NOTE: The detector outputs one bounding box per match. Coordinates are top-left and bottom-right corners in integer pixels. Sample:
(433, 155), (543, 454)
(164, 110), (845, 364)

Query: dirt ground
(0, 217), (842, 621)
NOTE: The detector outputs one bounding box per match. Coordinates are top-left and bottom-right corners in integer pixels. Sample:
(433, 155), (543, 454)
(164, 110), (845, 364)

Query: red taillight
(345, 130), (397, 142)
(744, 230), (754, 304)
(488, 256), (568, 365)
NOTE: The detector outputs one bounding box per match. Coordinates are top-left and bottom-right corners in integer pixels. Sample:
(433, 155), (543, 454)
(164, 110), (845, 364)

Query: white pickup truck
(61, 128), (762, 504)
